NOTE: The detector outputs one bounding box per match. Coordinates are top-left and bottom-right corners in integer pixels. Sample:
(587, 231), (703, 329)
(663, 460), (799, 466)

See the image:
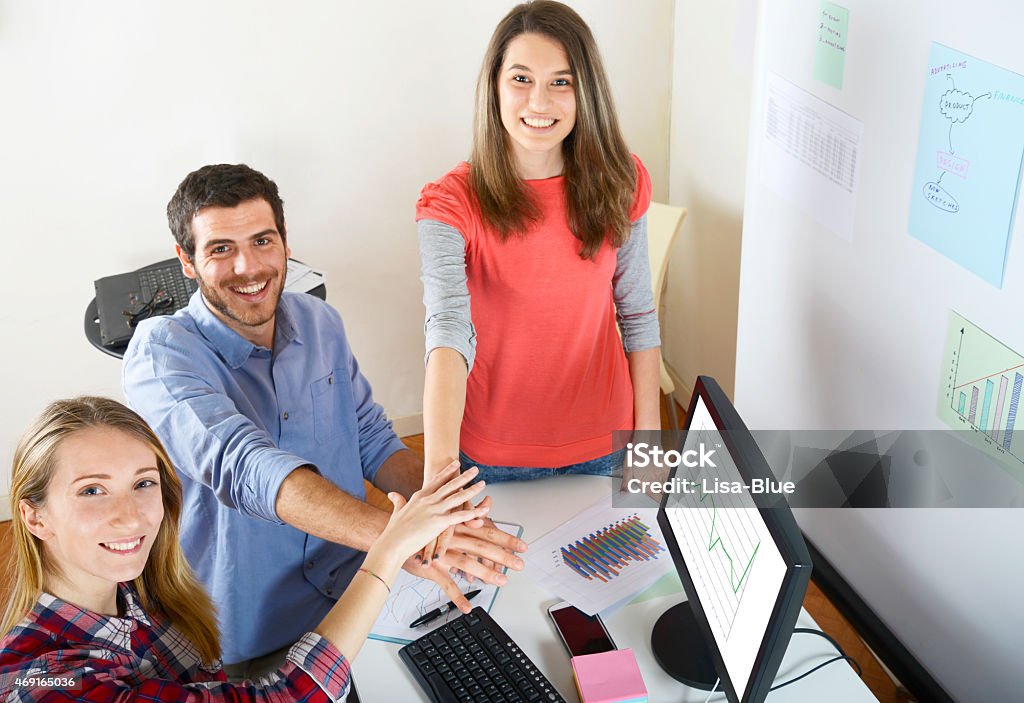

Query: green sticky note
(814, 1), (849, 89)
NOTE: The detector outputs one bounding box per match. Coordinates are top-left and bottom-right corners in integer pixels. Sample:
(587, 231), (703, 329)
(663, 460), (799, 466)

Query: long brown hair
(2, 397), (220, 665)
(471, 0), (636, 260)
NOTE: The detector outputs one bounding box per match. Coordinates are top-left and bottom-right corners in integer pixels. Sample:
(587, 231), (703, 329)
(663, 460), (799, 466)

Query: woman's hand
(374, 462), (488, 566)
(417, 459), (479, 567)
(311, 464), (485, 663)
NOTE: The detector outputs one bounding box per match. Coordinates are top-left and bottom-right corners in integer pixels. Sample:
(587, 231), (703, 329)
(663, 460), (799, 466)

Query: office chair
(645, 202), (688, 430)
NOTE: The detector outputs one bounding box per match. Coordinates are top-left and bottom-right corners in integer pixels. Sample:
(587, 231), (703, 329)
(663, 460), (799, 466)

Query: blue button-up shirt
(122, 291), (406, 664)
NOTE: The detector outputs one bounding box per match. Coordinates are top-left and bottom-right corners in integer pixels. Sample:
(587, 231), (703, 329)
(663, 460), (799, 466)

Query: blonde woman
(417, 1), (662, 558)
(0, 397), (486, 702)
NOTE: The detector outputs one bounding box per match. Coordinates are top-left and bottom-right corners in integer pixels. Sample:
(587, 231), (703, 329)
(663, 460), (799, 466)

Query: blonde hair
(2, 397), (220, 665)
(471, 0), (636, 260)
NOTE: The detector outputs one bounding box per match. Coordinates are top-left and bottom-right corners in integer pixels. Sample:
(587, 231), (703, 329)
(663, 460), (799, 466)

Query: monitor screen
(656, 376), (812, 703)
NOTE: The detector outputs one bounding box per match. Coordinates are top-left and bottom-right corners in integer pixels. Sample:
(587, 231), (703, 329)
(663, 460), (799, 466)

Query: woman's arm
(417, 218), (477, 563)
(628, 348), (663, 430)
(423, 347), (468, 477)
(418, 219), (475, 480)
(613, 214), (663, 430)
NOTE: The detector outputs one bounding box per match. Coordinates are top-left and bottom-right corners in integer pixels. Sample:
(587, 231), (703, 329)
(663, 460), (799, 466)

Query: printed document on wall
(937, 310), (1024, 483)
(908, 43), (1024, 288)
(759, 72), (864, 240)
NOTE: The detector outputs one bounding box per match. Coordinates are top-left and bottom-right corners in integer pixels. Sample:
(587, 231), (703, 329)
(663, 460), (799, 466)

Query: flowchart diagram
(921, 75), (990, 214)
(908, 43), (1024, 287)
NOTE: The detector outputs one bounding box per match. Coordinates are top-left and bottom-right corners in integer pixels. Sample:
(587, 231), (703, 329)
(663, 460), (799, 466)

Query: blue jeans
(459, 448), (626, 483)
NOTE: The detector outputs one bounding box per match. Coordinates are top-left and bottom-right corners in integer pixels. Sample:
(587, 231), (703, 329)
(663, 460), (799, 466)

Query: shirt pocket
(311, 371), (339, 444)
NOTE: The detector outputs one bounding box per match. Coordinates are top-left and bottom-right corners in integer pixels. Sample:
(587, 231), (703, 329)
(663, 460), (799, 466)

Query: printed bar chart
(559, 516), (665, 582)
(1006, 375), (1023, 450)
(523, 496), (672, 614)
(938, 311), (1024, 477)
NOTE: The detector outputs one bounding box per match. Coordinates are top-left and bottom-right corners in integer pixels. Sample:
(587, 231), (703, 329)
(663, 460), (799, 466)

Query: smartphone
(547, 601), (616, 657)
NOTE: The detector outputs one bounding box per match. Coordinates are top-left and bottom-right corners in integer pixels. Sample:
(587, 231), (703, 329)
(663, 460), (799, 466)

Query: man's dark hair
(167, 164), (286, 260)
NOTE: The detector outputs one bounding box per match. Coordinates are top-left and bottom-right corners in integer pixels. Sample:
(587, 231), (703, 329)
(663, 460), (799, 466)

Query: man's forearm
(275, 467), (389, 551)
(373, 447), (425, 498)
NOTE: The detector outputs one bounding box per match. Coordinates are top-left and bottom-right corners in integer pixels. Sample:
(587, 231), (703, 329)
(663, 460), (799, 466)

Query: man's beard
(195, 269), (282, 330)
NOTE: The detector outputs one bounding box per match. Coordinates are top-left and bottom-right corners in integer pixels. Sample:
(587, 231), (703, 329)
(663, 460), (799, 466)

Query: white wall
(663, 0), (754, 400)
(0, 0), (673, 495)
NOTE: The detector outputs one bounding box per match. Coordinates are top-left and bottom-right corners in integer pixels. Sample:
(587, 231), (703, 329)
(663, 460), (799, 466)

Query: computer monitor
(653, 376), (812, 703)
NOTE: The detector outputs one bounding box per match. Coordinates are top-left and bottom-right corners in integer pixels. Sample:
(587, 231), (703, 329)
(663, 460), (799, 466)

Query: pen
(408, 590), (482, 628)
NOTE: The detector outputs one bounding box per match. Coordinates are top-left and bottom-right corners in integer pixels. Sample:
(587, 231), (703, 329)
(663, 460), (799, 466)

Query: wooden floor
(801, 580), (912, 702)
(0, 396), (909, 701)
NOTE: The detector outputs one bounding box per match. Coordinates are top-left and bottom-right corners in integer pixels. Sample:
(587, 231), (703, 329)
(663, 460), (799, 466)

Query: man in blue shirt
(122, 164), (525, 673)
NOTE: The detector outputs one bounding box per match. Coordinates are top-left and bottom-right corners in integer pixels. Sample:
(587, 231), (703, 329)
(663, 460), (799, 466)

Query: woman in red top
(0, 397), (486, 702)
(417, 1), (663, 558)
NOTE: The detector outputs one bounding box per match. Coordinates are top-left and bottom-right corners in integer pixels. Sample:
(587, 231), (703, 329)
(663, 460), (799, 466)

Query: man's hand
(445, 504), (527, 583)
(402, 508), (528, 611)
(449, 508), (526, 570)
(403, 555), (497, 614)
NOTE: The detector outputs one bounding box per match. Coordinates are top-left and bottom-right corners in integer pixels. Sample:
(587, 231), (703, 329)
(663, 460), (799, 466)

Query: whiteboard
(735, 1), (1024, 700)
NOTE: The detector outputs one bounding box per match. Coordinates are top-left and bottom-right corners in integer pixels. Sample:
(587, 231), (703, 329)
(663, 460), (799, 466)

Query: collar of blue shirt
(186, 291), (301, 368)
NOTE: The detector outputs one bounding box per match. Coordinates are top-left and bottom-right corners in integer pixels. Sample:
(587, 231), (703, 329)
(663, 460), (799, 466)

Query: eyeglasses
(123, 289), (174, 327)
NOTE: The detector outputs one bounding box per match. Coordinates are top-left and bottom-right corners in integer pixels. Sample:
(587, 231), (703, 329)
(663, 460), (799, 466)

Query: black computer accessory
(547, 601), (615, 657)
(400, 607), (566, 703)
(652, 375), (814, 703)
(95, 259), (197, 347)
(409, 590), (482, 629)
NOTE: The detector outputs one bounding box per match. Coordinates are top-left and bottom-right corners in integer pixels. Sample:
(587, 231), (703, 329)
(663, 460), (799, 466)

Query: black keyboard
(400, 607), (566, 703)
(137, 264), (198, 314)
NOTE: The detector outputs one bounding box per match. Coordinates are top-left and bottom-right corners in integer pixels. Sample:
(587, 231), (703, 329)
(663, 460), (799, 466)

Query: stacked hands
(384, 460), (527, 613)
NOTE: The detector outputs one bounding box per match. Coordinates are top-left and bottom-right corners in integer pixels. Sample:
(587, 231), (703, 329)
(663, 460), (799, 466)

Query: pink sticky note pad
(571, 648), (648, 703)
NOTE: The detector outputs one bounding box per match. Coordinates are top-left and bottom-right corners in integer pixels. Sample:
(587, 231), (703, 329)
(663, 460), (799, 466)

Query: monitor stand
(651, 602), (718, 690)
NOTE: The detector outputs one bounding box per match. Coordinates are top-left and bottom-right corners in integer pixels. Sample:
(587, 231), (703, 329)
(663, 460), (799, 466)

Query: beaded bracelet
(357, 566), (391, 594)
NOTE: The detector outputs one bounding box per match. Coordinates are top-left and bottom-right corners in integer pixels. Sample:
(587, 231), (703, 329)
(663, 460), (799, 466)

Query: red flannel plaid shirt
(0, 584), (351, 702)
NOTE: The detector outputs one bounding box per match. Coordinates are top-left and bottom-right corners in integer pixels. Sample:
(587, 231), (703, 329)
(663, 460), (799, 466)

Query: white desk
(357, 476), (878, 702)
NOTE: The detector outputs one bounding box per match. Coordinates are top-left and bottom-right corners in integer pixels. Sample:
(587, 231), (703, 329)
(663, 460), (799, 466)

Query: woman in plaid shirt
(0, 397), (487, 702)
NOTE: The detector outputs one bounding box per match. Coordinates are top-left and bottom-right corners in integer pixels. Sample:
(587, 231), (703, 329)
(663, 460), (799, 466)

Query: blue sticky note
(908, 43), (1024, 288)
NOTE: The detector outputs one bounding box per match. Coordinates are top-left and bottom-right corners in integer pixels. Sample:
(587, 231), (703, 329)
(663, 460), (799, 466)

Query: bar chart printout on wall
(908, 43), (1024, 287)
(522, 496), (672, 615)
(938, 310), (1024, 480)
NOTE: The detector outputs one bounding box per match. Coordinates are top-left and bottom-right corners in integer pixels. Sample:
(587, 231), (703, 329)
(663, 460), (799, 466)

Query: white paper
(759, 72), (864, 240)
(368, 522), (522, 644)
(522, 495), (672, 615)
(284, 258), (327, 293)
